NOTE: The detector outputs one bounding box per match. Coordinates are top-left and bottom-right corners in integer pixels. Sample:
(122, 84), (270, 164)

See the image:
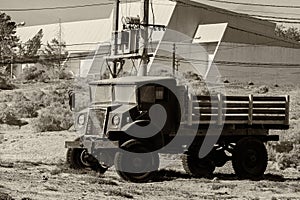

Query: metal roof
(89, 76), (176, 85)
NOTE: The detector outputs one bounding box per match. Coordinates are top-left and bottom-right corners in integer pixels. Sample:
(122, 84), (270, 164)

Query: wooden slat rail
(192, 94), (290, 126)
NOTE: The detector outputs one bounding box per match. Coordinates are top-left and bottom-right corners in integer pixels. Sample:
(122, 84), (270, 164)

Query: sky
(1, 0), (300, 28)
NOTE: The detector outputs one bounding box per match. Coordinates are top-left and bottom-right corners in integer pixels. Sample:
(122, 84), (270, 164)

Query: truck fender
(108, 120), (164, 150)
(121, 120), (161, 138)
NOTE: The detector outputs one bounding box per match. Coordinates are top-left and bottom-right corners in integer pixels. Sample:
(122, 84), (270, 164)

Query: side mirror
(68, 90), (75, 111)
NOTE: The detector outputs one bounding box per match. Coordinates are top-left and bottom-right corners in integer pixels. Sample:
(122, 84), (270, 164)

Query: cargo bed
(186, 94), (289, 129)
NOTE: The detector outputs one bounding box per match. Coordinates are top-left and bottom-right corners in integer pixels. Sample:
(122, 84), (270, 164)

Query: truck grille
(86, 109), (106, 136)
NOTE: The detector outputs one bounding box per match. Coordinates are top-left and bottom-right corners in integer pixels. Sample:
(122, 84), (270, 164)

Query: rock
(223, 79), (230, 83)
(248, 81), (254, 86)
(257, 85), (269, 94)
(42, 175), (48, 181)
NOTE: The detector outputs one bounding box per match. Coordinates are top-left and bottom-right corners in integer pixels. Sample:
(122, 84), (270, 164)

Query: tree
(18, 29), (43, 62)
(42, 38), (68, 69)
(275, 25), (300, 42)
(25, 29), (43, 58)
(0, 12), (19, 74)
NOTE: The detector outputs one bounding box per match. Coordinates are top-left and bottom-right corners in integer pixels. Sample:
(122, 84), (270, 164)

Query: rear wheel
(182, 153), (215, 178)
(114, 140), (159, 183)
(232, 137), (268, 179)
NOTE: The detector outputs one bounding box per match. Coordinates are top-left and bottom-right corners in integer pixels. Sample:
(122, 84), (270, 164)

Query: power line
(204, 0), (300, 9)
(250, 14), (300, 21)
(231, 8), (300, 17)
(169, 1), (300, 24)
(259, 19), (300, 24)
(1, 2), (113, 12)
(155, 55), (300, 68)
(1, 51), (110, 65)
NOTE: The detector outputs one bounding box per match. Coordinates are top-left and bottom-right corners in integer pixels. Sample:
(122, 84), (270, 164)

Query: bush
(268, 142), (300, 170)
(276, 146), (300, 169)
(34, 103), (73, 132)
(0, 91), (27, 103)
(58, 69), (74, 80)
(0, 75), (16, 90)
(22, 66), (51, 82)
(10, 101), (39, 118)
(0, 107), (19, 124)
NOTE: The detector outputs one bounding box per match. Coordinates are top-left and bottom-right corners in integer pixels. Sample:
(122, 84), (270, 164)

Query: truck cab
(66, 76), (183, 182)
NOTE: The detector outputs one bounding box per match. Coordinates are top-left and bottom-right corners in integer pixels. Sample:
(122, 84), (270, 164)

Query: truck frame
(65, 76), (289, 182)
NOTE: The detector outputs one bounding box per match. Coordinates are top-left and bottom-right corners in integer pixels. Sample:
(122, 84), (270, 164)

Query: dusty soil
(0, 128), (300, 200)
(0, 82), (300, 200)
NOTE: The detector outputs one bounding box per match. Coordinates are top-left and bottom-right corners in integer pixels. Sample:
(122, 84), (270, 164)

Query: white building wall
(215, 42), (300, 65)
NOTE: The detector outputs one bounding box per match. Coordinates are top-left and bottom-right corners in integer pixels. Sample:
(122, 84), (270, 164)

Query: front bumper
(65, 136), (118, 150)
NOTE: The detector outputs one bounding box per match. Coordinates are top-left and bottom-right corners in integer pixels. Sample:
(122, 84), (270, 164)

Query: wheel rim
(80, 150), (92, 167)
(245, 149), (258, 168)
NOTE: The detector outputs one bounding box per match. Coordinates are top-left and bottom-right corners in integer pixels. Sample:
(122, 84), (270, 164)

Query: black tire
(114, 140), (159, 183)
(67, 148), (91, 169)
(232, 137), (268, 179)
(182, 153), (215, 178)
(66, 148), (108, 174)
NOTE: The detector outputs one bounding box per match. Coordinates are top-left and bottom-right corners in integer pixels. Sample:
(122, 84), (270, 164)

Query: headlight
(112, 115), (120, 126)
(78, 114), (85, 126)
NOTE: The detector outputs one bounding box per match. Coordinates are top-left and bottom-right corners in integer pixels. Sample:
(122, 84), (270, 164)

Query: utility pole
(10, 56), (13, 79)
(112, 0), (120, 78)
(58, 18), (62, 70)
(172, 43), (176, 76)
(137, 0), (149, 76)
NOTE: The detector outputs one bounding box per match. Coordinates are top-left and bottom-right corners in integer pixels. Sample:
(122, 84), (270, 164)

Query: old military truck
(65, 76), (290, 182)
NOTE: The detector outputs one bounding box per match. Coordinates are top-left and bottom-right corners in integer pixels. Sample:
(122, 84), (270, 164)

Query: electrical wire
(231, 8), (300, 17)
(204, 0), (300, 9)
(155, 55), (300, 68)
(1, 2), (113, 12)
(152, 1), (300, 24)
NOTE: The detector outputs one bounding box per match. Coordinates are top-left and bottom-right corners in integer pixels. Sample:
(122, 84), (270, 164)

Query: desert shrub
(25, 89), (46, 102)
(0, 75), (16, 90)
(0, 92), (13, 103)
(0, 107), (19, 124)
(58, 69), (74, 80)
(22, 66), (51, 82)
(276, 145), (300, 169)
(268, 142), (300, 169)
(12, 91), (28, 102)
(0, 103), (7, 110)
(10, 101), (39, 118)
(0, 91), (27, 103)
(33, 103), (73, 132)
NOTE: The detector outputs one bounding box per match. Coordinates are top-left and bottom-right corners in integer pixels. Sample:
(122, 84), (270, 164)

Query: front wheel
(66, 148), (108, 174)
(232, 137), (268, 179)
(114, 140), (159, 183)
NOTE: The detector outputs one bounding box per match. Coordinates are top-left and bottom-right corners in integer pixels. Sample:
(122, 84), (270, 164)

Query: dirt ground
(0, 82), (300, 200)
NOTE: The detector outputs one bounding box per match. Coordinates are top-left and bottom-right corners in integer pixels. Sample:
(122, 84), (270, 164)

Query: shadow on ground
(153, 169), (300, 182)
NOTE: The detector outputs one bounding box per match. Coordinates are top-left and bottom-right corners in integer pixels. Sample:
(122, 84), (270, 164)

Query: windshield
(115, 85), (136, 104)
(90, 85), (136, 104)
(90, 85), (112, 103)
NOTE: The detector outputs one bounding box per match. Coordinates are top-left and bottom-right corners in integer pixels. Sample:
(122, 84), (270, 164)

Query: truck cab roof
(89, 76), (177, 86)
